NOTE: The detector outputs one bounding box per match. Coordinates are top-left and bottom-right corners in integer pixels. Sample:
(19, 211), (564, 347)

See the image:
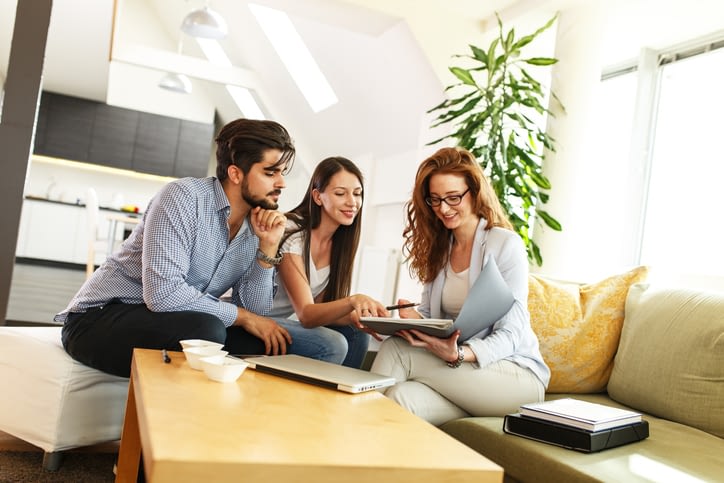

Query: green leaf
(449, 67), (476, 86)
(470, 45), (488, 64)
(525, 57), (558, 66)
(536, 210), (562, 231)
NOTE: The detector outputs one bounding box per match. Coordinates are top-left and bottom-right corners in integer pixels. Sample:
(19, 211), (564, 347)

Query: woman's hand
(396, 298), (422, 319)
(349, 294), (388, 320)
(396, 328), (461, 363)
(348, 294), (388, 341)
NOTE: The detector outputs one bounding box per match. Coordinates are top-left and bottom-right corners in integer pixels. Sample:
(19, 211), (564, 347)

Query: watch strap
(256, 248), (283, 266)
(447, 345), (465, 368)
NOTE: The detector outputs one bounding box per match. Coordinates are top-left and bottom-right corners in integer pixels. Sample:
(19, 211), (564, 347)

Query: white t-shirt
(268, 223), (330, 319)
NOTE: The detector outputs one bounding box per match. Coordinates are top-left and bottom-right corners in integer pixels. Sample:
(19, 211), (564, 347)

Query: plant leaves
(449, 67), (476, 86)
(525, 57), (558, 66)
(428, 12), (563, 266)
(536, 210), (562, 231)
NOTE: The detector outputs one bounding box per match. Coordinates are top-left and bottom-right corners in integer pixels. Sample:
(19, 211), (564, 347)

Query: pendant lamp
(158, 72), (193, 94)
(158, 37), (192, 94)
(181, 5), (228, 39)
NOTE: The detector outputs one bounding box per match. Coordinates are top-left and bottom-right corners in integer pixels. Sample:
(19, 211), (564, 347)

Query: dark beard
(241, 178), (280, 210)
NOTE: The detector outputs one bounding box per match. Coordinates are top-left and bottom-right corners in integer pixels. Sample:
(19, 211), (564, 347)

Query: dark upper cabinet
(39, 92), (96, 162)
(133, 113), (181, 176)
(174, 120), (214, 178)
(89, 103), (138, 170)
(34, 92), (214, 178)
(33, 95), (49, 153)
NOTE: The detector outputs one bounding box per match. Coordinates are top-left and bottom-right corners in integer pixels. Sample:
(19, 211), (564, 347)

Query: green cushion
(441, 394), (724, 483)
(608, 284), (724, 439)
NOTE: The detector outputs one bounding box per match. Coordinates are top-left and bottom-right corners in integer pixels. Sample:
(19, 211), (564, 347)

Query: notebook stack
(503, 398), (649, 453)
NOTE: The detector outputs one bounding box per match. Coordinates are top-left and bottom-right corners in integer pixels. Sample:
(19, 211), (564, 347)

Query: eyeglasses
(425, 189), (470, 207)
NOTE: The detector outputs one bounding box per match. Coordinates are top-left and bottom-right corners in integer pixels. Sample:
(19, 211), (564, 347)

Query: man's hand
(236, 310), (292, 355)
(250, 207), (286, 254)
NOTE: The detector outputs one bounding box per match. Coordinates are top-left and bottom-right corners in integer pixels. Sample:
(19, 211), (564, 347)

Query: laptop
(361, 256), (515, 341)
(244, 354), (396, 394)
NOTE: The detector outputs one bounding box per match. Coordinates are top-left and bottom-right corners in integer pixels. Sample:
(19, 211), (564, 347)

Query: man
(56, 119), (332, 378)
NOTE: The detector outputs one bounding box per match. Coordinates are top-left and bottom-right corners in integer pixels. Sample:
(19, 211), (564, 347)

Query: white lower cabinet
(16, 199), (121, 265)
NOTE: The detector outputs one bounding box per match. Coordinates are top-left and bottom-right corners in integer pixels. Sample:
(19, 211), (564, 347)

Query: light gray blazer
(417, 218), (550, 387)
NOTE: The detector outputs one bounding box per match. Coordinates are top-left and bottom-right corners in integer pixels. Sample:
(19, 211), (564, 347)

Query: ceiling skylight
(248, 3), (338, 113)
(195, 38), (265, 120)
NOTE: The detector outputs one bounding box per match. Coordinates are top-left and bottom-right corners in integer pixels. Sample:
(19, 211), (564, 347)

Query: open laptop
(361, 255), (515, 341)
(244, 354), (396, 394)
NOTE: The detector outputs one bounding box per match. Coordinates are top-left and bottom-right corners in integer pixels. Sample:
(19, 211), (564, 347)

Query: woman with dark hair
(370, 147), (550, 425)
(269, 157), (387, 368)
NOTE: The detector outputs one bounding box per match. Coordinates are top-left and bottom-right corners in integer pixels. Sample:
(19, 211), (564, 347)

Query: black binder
(503, 413), (649, 453)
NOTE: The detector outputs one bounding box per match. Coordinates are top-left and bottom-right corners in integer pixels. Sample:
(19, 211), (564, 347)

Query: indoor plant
(428, 14), (562, 266)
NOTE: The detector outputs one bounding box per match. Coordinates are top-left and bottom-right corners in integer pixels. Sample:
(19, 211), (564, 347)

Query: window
(640, 46), (724, 282)
(600, 40), (724, 290)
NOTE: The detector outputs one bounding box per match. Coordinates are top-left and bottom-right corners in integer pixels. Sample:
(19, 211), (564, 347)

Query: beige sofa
(441, 280), (724, 482)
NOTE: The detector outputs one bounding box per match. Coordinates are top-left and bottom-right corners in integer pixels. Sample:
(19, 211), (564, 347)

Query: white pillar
(533, 1), (605, 280)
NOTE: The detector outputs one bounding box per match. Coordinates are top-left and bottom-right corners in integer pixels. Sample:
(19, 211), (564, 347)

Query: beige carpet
(0, 430), (118, 482)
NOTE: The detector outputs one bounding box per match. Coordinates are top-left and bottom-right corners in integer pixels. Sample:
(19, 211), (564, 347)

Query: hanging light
(158, 72), (193, 94)
(181, 5), (228, 39)
(158, 37), (192, 94)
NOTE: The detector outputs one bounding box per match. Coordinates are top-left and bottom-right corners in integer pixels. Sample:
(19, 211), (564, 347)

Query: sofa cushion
(528, 266), (648, 393)
(608, 284), (724, 439)
(440, 393), (724, 483)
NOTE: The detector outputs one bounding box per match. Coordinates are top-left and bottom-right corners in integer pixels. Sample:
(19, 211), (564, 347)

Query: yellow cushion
(528, 266), (648, 393)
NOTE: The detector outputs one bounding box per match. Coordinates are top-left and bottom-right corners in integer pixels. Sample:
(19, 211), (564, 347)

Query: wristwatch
(256, 248), (283, 266)
(447, 345), (465, 368)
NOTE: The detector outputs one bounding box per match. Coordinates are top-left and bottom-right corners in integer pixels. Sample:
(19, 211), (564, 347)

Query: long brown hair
(403, 147), (512, 283)
(284, 157), (364, 301)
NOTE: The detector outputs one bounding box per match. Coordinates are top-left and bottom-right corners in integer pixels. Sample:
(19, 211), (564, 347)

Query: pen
(386, 302), (420, 311)
(162, 349), (171, 364)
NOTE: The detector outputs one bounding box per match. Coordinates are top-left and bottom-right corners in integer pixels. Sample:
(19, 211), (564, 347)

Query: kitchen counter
(24, 195), (142, 216)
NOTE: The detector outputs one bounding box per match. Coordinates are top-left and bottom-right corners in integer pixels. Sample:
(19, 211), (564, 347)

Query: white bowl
(183, 346), (228, 370)
(200, 356), (249, 383)
(179, 339), (224, 351)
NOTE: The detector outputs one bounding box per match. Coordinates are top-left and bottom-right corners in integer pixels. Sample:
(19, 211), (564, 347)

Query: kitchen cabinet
(16, 200), (83, 264)
(174, 120), (214, 178)
(16, 199), (125, 266)
(34, 92), (214, 178)
(89, 103), (138, 170)
(133, 112), (181, 176)
(38, 92), (96, 162)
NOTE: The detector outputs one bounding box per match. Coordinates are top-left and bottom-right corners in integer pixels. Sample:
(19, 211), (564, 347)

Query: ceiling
(3, 0), (724, 183)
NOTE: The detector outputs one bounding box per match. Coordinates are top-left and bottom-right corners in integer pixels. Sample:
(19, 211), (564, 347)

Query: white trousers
(370, 336), (545, 426)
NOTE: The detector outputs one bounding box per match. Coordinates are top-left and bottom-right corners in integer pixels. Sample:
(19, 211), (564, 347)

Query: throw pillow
(528, 266), (648, 393)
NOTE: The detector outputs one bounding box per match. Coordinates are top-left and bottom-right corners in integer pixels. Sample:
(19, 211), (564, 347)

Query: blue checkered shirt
(54, 177), (275, 327)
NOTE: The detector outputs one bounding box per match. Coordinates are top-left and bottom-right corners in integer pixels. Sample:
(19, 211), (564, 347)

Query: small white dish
(200, 356), (249, 383)
(179, 339), (224, 351)
(183, 346), (228, 370)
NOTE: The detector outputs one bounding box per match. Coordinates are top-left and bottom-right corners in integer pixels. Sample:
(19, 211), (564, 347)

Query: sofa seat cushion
(608, 284), (724, 439)
(440, 394), (724, 483)
(0, 326), (129, 452)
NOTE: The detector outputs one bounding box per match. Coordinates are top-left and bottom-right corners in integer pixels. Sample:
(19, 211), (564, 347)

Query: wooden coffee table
(115, 349), (503, 482)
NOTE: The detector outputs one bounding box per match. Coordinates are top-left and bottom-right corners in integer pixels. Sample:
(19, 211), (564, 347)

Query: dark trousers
(61, 302), (266, 377)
